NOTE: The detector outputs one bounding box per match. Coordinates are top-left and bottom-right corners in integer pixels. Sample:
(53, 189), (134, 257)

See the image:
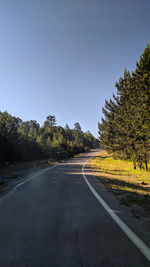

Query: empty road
(0, 150), (150, 267)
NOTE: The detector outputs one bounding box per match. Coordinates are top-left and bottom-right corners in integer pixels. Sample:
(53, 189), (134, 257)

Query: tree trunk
(145, 160), (148, 171)
(138, 161), (142, 170)
(144, 152), (148, 171)
(133, 161), (136, 169)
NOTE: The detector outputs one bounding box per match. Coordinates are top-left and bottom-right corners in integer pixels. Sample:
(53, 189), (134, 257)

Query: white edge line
(15, 164), (58, 188)
(82, 158), (150, 262)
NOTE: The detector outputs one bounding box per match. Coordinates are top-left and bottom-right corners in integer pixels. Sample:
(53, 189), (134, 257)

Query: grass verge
(88, 150), (150, 217)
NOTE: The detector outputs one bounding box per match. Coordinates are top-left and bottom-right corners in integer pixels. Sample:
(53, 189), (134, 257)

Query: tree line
(98, 44), (150, 171)
(0, 113), (98, 165)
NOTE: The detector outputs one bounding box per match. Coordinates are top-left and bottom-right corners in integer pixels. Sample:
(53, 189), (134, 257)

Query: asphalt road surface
(0, 150), (150, 267)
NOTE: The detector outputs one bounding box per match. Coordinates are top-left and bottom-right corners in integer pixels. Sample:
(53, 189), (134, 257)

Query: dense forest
(99, 44), (150, 171)
(0, 113), (98, 165)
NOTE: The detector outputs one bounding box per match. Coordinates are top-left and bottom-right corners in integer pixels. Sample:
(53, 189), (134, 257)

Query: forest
(0, 113), (98, 165)
(99, 44), (150, 171)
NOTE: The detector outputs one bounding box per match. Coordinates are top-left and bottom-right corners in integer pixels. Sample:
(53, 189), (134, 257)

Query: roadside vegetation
(97, 45), (150, 216)
(89, 151), (150, 216)
(0, 113), (99, 166)
(0, 113), (98, 195)
(98, 44), (150, 171)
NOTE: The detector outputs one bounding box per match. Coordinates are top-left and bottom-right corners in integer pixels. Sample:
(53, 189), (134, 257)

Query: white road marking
(16, 164), (58, 188)
(82, 158), (150, 262)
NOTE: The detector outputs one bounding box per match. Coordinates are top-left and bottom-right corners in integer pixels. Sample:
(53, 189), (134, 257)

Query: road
(0, 150), (150, 267)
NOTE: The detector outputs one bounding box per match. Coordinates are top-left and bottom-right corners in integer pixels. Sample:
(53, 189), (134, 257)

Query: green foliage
(74, 122), (82, 132)
(99, 44), (150, 171)
(0, 113), (98, 165)
(43, 115), (56, 128)
(0, 112), (21, 163)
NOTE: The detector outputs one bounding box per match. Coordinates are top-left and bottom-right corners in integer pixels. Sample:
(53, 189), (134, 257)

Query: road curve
(0, 150), (149, 267)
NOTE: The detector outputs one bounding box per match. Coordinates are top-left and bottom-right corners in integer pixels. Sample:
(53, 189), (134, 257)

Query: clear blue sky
(0, 0), (150, 137)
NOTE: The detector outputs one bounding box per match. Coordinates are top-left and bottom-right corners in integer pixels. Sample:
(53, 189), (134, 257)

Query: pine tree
(131, 44), (150, 170)
(99, 44), (150, 170)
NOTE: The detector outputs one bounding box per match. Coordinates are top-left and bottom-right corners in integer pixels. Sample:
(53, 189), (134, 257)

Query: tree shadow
(91, 174), (150, 216)
(96, 176), (150, 193)
(65, 162), (150, 217)
(87, 167), (135, 177)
